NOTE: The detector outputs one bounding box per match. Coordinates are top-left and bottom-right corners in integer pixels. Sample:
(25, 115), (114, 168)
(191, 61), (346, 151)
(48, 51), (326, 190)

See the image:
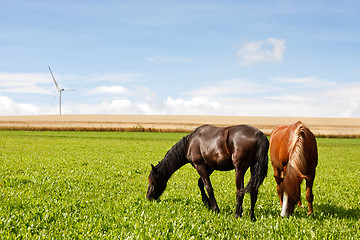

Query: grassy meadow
(0, 130), (359, 239)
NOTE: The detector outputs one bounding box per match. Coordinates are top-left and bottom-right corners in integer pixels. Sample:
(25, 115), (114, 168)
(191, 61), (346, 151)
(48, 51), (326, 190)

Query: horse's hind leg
(234, 169), (245, 218)
(249, 188), (258, 221)
(198, 177), (211, 208)
(306, 177), (315, 215)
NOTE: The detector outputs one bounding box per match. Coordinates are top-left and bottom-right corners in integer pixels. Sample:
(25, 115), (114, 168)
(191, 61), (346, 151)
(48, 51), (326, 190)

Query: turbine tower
(48, 66), (75, 115)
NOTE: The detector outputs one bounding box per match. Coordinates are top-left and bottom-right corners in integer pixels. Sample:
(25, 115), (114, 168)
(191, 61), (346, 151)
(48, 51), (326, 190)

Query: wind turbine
(48, 66), (75, 115)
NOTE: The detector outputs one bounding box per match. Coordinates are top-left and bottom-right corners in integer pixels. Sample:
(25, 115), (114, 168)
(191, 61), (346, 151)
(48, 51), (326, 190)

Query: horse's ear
(151, 164), (156, 170)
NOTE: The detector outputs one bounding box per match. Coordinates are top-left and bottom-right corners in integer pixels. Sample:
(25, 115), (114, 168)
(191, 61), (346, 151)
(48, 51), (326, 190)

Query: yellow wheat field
(0, 115), (359, 137)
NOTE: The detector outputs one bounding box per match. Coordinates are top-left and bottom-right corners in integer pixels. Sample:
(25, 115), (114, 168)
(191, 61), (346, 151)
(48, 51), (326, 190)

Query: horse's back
(228, 125), (266, 158)
(270, 121), (317, 171)
(186, 125), (264, 170)
(190, 125), (263, 147)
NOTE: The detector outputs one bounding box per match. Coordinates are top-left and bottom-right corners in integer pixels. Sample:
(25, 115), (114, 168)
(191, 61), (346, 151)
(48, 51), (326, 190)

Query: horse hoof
(234, 213), (242, 219)
(250, 215), (257, 221)
(212, 207), (220, 213)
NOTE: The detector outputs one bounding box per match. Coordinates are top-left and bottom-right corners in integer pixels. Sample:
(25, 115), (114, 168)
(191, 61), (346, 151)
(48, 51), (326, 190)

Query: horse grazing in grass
(147, 124), (269, 220)
(270, 121), (318, 217)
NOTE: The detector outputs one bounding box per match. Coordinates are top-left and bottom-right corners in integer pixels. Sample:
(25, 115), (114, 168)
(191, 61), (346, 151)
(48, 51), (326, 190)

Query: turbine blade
(48, 66), (59, 89)
(63, 89), (75, 91)
(49, 90), (59, 113)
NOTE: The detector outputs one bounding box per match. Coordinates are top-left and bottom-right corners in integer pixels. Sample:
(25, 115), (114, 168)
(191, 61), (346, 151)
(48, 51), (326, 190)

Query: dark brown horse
(147, 125), (269, 220)
(270, 121), (318, 217)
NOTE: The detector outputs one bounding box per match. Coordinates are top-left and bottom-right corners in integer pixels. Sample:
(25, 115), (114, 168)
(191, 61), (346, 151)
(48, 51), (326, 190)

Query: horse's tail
(241, 132), (269, 194)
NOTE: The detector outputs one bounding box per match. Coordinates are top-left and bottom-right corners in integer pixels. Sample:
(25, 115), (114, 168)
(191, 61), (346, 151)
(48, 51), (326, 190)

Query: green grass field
(0, 131), (359, 239)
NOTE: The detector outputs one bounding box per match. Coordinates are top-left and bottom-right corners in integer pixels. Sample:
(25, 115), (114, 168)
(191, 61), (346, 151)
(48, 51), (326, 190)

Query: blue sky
(1, 0), (360, 117)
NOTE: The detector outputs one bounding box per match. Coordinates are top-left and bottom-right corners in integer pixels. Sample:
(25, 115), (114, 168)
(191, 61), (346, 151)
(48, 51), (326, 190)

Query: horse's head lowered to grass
(146, 164), (167, 201)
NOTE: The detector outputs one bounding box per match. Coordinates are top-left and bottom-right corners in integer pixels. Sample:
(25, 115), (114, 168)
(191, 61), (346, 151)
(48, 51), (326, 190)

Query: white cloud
(320, 81), (360, 97)
(272, 76), (337, 88)
(1, 71), (359, 117)
(65, 98), (164, 115)
(79, 73), (143, 82)
(68, 99), (139, 115)
(237, 38), (286, 66)
(145, 55), (196, 63)
(316, 82), (360, 117)
(56, 99), (128, 115)
(0, 73), (53, 94)
(63, 96), (225, 116)
(88, 85), (132, 95)
(0, 95), (42, 115)
(57, 90), (359, 117)
(133, 86), (158, 102)
(265, 95), (314, 102)
(186, 79), (272, 97)
(3, 89), (360, 117)
(165, 96), (224, 115)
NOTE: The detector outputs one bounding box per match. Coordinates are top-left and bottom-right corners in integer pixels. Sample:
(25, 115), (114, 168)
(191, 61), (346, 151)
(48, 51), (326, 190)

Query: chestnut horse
(270, 121), (318, 217)
(147, 125), (269, 220)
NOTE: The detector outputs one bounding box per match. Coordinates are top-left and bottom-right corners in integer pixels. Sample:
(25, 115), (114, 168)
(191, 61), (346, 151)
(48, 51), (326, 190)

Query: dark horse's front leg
(198, 177), (211, 208)
(195, 166), (219, 213)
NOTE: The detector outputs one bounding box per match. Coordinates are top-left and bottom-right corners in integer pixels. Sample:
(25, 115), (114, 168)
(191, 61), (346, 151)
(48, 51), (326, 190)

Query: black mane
(155, 136), (189, 179)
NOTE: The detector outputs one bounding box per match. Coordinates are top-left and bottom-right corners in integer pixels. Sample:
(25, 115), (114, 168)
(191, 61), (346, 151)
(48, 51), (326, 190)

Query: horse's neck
(158, 153), (188, 181)
(156, 136), (189, 181)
